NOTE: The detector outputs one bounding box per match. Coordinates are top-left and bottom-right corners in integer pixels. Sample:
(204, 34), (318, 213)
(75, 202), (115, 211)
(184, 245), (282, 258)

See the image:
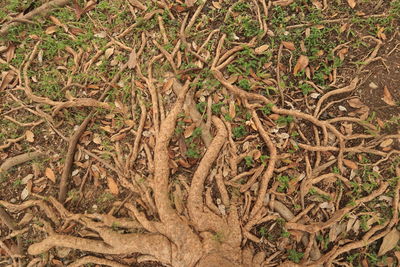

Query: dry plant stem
(0, 151), (45, 174)
(68, 256), (129, 267)
(158, 16), (168, 44)
(187, 117), (227, 231)
(314, 77), (359, 118)
(152, 78), (203, 265)
(144, 55), (163, 135)
(277, 43), (284, 106)
(58, 115), (92, 203)
(249, 111), (277, 219)
(185, 1), (206, 33)
(287, 182), (388, 234)
(128, 97), (147, 169)
(0, 0), (70, 36)
(0, 135), (25, 151)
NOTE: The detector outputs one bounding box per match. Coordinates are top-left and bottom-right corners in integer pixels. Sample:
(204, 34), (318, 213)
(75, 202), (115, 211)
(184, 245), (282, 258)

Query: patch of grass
(232, 125), (247, 139)
(288, 249), (304, 263)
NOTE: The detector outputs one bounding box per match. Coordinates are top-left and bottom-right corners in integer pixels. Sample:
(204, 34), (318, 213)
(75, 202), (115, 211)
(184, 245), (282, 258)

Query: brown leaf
(45, 168), (56, 183)
(347, 0), (356, 8)
(343, 159), (358, 170)
(162, 78), (174, 92)
(212, 1), (222, 9)
(127, 49), (137, 69)
(382, 86), (396, 106)
(254, 44), (269, 54)
(337, 47), (348, 61)
(186, 0), (197, 7)
(107, 177), (119, 195)
(184, 124), (196, 139)
(0, 70), (15, 91)
(378, 228), (400, 256)
(229, 100), (236, 119)
(143, 9), (163, 20)
(272, 0), (294, 6)
(45, 26), (58, 35)
(5, 44), (15, 62)
(25, 130), (35, 143)
(293, 55), (309, 75)
(49, 16), (63, 27)
(127, 0), (147, 11)
(282, 41), (295, 51)
(311, 0), (323, 9)
(347, 98), (365, 109)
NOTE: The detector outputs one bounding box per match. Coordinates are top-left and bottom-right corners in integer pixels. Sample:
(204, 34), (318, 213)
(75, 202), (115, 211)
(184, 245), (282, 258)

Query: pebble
(369, 82), (378, 89)
(10, 198), (16, 203)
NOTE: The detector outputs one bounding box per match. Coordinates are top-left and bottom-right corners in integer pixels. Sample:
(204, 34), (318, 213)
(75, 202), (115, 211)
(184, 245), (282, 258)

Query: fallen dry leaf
(347, 0), (356, 8)
(0, 70), (15, 91)
(380, 139), (393, 148)
(347, 98), (365, 109)
(343, 159), (358, 170)
(293, 55), (309, 75)
(25, 130), (35, 143)
(272, 0), (294, 6)
(45, 26), (58, 35)
(104, 47), (114, 60)
(212, 1), (222, 9)
(186, 0), (197, 7)
(127, 0), (147, 11)
(378, 228), (400, 256)
(382, 86), (396, 106)
(255, 44), (269, 54)
(127, 49), (137, 69)
(107, 177), (119, 195)
(282, 41), (295, 51)
(5, 44), (15, 62)
(45, 168), (56, 183)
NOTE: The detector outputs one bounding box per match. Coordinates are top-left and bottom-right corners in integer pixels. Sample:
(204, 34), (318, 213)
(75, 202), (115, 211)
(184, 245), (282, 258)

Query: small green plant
(13, 178), (23, 188)
(276, 115), (294, 125)
(260, 103), (274, 116)
(244, 156), (254, 167)
(238, 79), (251, 90)
(288, 249), (304, 263)
(277, 175), (290, 193)
(232, 125), (247, 139)
(299, 83), (314, 95)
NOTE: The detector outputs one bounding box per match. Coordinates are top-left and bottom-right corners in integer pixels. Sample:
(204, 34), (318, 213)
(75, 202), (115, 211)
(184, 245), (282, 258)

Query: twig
(0, 151), (45, 174)
(58, 115), (92, 203)
(0, 0), (70, 36)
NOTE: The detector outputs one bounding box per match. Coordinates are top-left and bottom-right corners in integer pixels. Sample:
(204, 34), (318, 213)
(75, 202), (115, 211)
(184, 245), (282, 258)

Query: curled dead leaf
(293, 55), (309, 75)
(347, 98), (365, 109)
(45, 26), (58, 35)
(347, 0), (356, 8)
(282, 41), (295, 51)
(212, 1), (222, 9)
(25, 130), (35, 143)
(127, 49), (137, 69)
(382, 86), (396, 106)
(107, 177), (119, 195)
(272, 0), (294, 6)
(378, 228), (400, 256)
(343, 159), (358, 170)
(0, 70), (15, 91)
(254, 44), (269, 54)
(45, 168), (56, 183)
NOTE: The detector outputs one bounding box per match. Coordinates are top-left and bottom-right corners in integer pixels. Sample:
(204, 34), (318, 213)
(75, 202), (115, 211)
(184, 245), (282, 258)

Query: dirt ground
(1, 0), (400, 266)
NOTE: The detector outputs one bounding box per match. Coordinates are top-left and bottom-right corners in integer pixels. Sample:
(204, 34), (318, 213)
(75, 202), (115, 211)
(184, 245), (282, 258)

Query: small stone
(369, 82), (378, 89)
(10, 198), (16, 203)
